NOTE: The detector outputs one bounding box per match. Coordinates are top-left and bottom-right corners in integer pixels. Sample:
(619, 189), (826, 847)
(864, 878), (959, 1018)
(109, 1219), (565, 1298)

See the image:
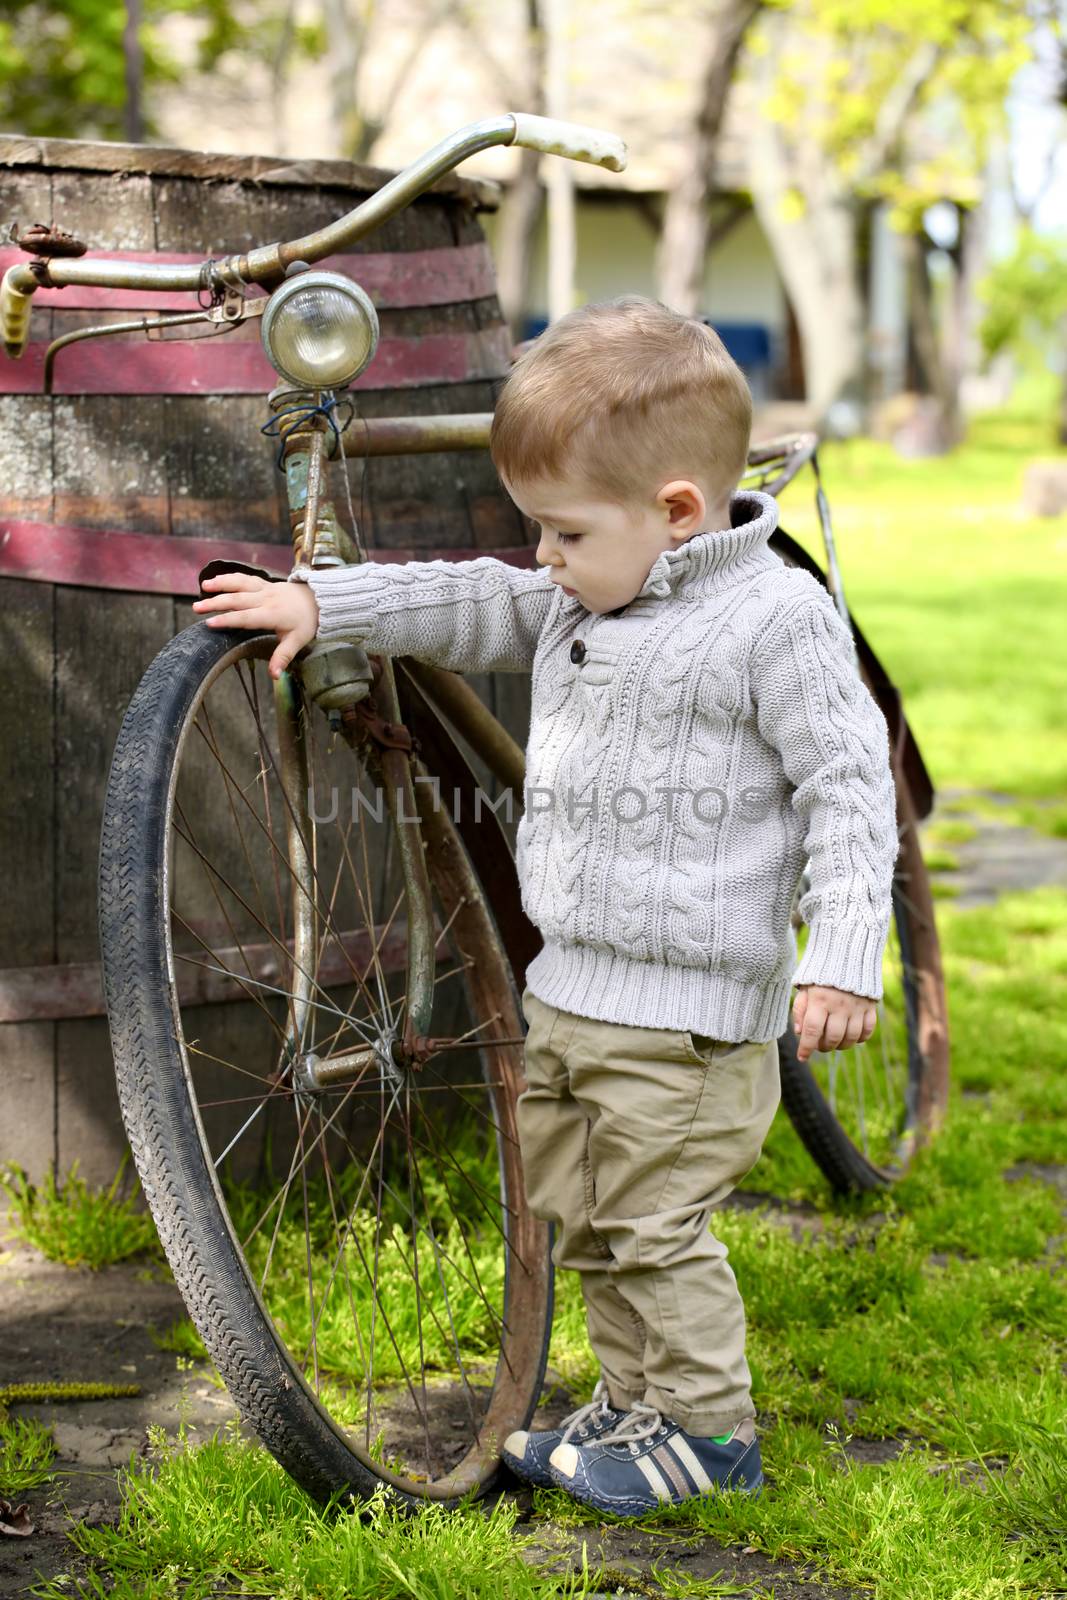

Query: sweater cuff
(287, 564), (379, 642)
(793, 916), (888, 1000)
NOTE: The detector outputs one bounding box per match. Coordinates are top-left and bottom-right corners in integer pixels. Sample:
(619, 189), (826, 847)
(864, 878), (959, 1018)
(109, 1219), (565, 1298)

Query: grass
(776, 388), (1067, 813)
(0, 1157), (160, 1270)
(147, 1317), (210, 1362)
(30, 1420), (598, 1600)
(922, 845), (961, 872)
(13, 402), (1067, 1595)
(0, 1412), (55, 1496)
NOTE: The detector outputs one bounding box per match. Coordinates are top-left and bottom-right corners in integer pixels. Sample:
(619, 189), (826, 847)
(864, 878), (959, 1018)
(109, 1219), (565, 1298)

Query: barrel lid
(0, 134), (501, 211)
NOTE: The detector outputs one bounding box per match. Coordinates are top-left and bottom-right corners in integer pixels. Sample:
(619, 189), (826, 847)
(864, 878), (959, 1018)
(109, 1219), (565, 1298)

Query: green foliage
(148, 1317), (210, 1362)
(751, 0), (1031, 227)
(0, 0), (323, 142)
(0, 1412), (55, 1496)
(0, 1158), (160, 1270)
(978, 226), (1067, 366)
(1, 0), (171, 140)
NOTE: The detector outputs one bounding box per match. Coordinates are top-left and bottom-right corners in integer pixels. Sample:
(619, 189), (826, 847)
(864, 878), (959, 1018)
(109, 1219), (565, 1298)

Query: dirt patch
(1003, 1162), (1067, 1206)
(721, 1186), (828, 1242)
(922, 790), (1067, 906)
(512, 1516), (859, 1599)
(0, 1242), (239, 1596)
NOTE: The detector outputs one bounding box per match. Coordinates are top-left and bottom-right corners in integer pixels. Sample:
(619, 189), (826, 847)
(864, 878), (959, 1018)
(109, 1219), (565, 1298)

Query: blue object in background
(518, 314), (774, 399)
(705, 320), (771, 371)
(702, 319), (774, 403)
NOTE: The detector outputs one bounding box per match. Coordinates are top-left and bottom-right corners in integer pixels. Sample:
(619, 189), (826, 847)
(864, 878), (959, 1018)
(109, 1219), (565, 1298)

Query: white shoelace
(596, 1399), (665, 1449)
(558, 1376), (617, 1445)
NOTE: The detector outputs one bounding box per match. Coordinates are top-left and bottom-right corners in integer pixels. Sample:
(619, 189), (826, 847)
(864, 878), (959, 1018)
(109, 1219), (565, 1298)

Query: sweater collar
(632, 488), (779, 602)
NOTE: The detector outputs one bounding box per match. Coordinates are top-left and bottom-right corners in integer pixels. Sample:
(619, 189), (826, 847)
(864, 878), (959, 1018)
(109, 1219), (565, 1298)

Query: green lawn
(775, 400), (1067, 820)
(10, 407), (1067, 1599)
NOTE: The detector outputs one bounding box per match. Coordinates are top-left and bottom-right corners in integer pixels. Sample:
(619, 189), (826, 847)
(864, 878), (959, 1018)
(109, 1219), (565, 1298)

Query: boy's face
(504, 470), (717, 615)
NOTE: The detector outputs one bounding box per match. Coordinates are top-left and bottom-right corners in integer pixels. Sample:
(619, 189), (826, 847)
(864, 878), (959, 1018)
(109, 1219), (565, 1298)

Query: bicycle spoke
(144, 637), (548, 1493)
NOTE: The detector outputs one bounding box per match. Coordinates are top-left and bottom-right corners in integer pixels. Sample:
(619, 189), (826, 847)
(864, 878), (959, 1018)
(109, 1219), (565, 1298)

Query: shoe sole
(500, 1446), (555, 1489)
(547, 1464), (764, 1517)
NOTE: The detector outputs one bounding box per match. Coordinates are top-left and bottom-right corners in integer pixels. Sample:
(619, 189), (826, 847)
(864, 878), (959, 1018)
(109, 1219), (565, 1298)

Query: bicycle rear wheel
(768, 539), (949, 1191)
(777, 769), (949, 1190)
(99, 621), (552, 1506)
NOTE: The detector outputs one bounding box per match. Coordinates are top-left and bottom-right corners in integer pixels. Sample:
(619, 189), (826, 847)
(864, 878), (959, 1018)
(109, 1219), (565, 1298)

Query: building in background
(150, 2), (806, 412)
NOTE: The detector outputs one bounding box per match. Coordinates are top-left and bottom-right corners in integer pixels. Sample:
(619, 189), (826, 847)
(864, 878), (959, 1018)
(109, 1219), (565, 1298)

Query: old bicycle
(1, 114), (947, 1510)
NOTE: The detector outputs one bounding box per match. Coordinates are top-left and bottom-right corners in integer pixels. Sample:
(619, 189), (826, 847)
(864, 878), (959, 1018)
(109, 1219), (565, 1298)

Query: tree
(0, 0), (320, 144)
(318, 0), (450, 165)
(978, 226), (1067, 440)
(445, 0), (547, 338)
(742, 0), (1030, 431)
(655, 0), (764, 317)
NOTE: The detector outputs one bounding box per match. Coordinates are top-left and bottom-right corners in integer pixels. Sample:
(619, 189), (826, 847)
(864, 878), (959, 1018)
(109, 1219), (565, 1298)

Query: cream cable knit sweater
(290, 489), (899, 1043)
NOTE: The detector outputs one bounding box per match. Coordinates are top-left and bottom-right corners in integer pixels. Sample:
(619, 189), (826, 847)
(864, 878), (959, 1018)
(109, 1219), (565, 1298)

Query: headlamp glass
(261, 271), (379, 389)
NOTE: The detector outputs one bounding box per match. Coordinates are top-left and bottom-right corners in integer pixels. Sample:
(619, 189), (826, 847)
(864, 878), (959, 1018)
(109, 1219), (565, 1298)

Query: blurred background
(3, 0), (1067, 452)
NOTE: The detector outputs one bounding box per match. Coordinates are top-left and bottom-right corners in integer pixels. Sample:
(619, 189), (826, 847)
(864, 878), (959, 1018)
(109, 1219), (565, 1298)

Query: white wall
(482, 199), (784, 337)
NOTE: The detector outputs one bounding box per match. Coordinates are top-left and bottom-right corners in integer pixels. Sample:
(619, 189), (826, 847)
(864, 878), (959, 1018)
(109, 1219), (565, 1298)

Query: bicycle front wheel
(99, 621), (552, 1507)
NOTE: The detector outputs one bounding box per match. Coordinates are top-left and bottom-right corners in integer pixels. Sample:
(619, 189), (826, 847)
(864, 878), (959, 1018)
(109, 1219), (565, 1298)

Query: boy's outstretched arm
(749, 579), (900, 1061)
(192, 554), (557, 680)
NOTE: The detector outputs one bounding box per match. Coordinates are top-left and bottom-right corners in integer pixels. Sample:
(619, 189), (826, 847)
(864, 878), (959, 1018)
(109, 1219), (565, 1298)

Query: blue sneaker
(501, 1377), (626, 1488)
(548, 1400), (762, 1516)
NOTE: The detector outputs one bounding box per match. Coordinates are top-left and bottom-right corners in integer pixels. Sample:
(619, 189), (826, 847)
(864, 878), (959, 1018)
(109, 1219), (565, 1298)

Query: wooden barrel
(0, 135), (534, 1185)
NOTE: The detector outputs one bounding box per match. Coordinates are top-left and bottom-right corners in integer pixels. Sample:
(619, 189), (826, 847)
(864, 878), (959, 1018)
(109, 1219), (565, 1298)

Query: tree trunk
(746, 42), (867, 427)
(450, 0), (546, 339)
(322, 0), (366, 162)
(903, 230), (961, 450)
(124, 0), (144, 145)
(656, 0), (763, 315)
(496, 146), (545, 338)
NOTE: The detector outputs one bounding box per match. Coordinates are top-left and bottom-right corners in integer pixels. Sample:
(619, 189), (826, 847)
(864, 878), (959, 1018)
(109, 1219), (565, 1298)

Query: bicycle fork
(267, 383), (438, 1084)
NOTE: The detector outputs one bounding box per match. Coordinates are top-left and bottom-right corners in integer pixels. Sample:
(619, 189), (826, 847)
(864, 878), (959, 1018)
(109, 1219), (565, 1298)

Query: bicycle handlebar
(0, 275), (34, 358)
(509, 113), (626, 170)
(0, 113), (627, 359)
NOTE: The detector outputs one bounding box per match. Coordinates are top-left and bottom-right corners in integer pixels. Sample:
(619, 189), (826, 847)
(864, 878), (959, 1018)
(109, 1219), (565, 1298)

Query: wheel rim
(790, 876), (924, 1180)
(162, 635), (547, 1497)
(771, 542), (948, 1185)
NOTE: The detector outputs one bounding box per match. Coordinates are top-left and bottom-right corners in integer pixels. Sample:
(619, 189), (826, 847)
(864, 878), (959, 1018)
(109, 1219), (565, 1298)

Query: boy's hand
(792, 984), (877, 1061)
(192, 572), (319, 680)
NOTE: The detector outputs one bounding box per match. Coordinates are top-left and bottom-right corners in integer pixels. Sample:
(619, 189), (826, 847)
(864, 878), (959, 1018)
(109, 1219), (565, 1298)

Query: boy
(193, 295), (899, 1515)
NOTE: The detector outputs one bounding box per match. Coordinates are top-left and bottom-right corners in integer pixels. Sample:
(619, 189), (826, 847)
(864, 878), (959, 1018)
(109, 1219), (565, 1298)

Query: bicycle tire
(776, 714), (949, 1192)
(99, 620), (553, 1508)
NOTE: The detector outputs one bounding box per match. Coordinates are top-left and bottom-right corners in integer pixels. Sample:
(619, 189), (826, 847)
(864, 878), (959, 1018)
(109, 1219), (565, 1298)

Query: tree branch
(854, 39), (942, 188)
(441, 0), (529, 106)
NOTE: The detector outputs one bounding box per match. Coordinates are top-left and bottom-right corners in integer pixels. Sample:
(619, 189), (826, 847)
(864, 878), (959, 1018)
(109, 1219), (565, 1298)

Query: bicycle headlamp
(261, 270), (379, 390)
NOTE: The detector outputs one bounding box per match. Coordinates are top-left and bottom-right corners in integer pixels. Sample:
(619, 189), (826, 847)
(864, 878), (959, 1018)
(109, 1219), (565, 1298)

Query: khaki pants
(517, 986), (781, 1437)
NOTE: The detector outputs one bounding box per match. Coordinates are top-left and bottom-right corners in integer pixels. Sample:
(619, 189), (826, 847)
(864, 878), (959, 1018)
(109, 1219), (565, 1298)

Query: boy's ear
(656, 479), (706, 533)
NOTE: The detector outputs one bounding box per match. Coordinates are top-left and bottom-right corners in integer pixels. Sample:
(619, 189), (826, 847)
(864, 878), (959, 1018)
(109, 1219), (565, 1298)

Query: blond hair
(490, 295), (753, 506)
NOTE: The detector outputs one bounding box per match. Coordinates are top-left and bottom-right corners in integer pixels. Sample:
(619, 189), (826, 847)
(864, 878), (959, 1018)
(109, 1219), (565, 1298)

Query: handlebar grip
(1, 268), (35, 359)
(509, 114), (627, 173)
